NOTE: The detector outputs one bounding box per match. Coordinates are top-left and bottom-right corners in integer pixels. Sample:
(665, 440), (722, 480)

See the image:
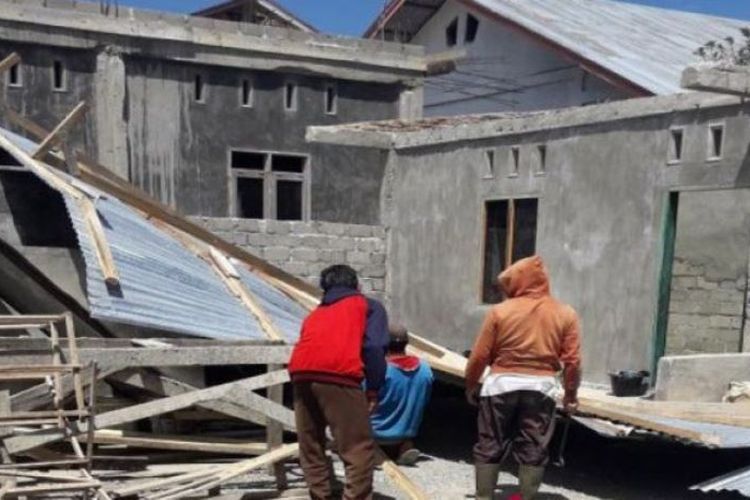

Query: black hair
(388, 324), (409, 353)
(319, 264), (358, 292)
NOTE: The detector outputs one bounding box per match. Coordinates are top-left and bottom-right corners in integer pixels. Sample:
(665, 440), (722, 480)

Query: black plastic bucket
(609, 370), (650, 397)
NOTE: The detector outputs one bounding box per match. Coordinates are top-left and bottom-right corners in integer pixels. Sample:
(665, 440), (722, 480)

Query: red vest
(288, 295), (368, 385)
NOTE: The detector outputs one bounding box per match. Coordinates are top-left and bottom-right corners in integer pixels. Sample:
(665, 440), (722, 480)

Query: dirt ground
(224, 384), (750, 499)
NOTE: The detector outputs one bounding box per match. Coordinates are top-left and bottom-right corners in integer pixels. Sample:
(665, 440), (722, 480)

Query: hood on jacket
(498, 255), (550, 299)
(321, 286), (360, 305)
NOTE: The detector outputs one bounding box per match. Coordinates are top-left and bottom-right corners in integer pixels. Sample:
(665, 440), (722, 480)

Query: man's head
(319, 264), (359, 293)
(387, 323), (409, 354)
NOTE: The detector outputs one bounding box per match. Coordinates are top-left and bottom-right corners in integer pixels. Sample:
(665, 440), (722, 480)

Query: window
(446, 17), (458, 47)
(483, 149), (495, 178)
(284, 82), (297, 111)
(325, 84), (337, 115)
(7, 62), (21, 87)
(708, 123), (724, 160)
(230, 150), (308, 220)
(536, 145), (547, 175)
(240, 78), (253, 107)
(668, 127), (684, 163)
(482, 198), (539, 303)
(510, 146), (520, 176)
(52, 60), (65, 91)
(465, 14), (479, 43)
(194, 74), (205, 103)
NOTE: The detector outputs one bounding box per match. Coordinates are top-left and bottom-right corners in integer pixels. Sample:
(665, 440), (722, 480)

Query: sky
(109, 0), (750, 36)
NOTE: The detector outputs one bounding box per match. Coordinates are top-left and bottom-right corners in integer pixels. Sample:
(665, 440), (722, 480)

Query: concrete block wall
(667, 258), (746, 354)
(191, 218), (387, 300)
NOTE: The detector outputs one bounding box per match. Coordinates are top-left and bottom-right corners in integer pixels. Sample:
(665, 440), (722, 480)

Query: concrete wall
(655, 353), (750, 402)
(381, 102), (750, 384)
(411, 0), (630, 116)
(192, 217), (387, 300)
(667, 189), (750, 355)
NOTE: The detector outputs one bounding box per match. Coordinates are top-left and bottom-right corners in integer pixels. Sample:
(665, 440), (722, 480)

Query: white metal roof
(371, 0), (746, 95)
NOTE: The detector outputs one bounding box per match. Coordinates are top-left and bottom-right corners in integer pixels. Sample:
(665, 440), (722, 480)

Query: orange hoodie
(465, 256), (581, 393)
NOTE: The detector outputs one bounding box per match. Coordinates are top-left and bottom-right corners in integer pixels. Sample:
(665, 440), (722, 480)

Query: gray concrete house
(309, 90), (750, 384)
(365, 0), (744, 116)
(0, 0), (426, 226)
(193, 0), (318, 32)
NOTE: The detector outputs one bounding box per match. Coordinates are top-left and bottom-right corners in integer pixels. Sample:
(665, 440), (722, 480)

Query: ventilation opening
(285, 83), (297, 111)
(325, 85), (337, 115)
(271, 154), (306, 173)
(8, 63), (20, 87)
(241, 79), (253, 107)
(194, 74), (205, 102)
(231, 151), (266, 170)
(465, 14), (479, 43)
(510, 146), (520, 176)
(669, 128), (683, 163)
(709, 124), (724, 160)
(537, 145), (547, 174)
(446, 17), (458, 47)
(52, 60), (65, 91)
(483, 149), (495, 178)
(236, 177), (264, 219)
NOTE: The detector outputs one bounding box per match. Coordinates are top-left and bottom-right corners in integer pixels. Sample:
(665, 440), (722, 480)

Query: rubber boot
(518, 465), (545, 500)
(474, 463), (500, 500)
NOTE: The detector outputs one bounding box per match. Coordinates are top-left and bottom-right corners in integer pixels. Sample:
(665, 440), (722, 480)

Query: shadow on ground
(418, 382), (750, 500)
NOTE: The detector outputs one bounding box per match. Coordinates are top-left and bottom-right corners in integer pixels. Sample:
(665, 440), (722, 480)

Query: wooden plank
(4, 480), (100, 496)
(4, 370), (292, 454)
(380, 459), (428, 500)
(11, 366), (113, 412)
(266, 364), (287, 490)
(83, 430), (267, 455)
(79, 198), (120, 287)
(1, 344), (294, 369)
(31, 102), (87, 160)
(0, 314), (66, 324)
(0, 53), (21, 76)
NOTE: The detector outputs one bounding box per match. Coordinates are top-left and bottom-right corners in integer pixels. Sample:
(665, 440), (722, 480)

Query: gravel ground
(222, 386), (750, 499)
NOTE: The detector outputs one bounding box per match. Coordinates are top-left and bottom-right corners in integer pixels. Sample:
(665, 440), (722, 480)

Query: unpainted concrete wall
(655, 353), (750, 402)
(382, 103), (750, 384)
(667, 189), (750, 355)
(192, 217), (387, 301)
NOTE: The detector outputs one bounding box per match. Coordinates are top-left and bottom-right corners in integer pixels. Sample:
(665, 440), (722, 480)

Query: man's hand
(366, 390), (379, 414)
(562, 393), (578, 414)
(465, 387), (480, 407)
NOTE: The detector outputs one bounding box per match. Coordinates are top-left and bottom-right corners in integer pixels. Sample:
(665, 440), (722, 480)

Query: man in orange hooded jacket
(465, 256), (581, 500)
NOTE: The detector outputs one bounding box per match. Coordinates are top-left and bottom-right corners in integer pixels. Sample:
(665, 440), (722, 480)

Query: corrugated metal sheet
(644, 414), (750, 449)
(0, 127), (306, 341)
(692, 465), (750, 497)
(470, 0), (745, 94)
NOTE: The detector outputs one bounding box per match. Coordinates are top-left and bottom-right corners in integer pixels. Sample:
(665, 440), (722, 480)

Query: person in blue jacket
(369, 324), (434, 466)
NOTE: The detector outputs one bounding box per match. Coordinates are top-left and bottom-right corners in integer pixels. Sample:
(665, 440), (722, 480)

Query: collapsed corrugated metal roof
(692, 465), (750, 498)
(0, 127), (305, 342)
(369, 0), (745, 94)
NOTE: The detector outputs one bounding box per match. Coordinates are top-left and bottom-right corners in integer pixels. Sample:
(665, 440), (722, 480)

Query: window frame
(479, 196), (540, 304)
(465, 13), (480, 43)
(445, 16), (459, 47)
(51, 60), (67, 92)
(509, 146), (520, 177)
(482, 149), (495, 179)
(194, 73), (206, 104)
(535, 144), (547, 176)
(707, 122), (725, 162)
(228, 148), (310, 220)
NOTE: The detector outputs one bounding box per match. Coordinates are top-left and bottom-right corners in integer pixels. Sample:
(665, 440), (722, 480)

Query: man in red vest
(288, 264), (389, 500)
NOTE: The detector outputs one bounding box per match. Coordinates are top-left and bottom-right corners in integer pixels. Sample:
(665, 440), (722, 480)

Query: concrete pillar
(94, 46), (129, 180)
(398, 86), (423, 122)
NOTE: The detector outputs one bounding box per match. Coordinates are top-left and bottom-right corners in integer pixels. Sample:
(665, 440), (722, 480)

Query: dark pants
(293, 381), (375, 500)
(376, 439), (414, 462)
(474, 390), (556, 467)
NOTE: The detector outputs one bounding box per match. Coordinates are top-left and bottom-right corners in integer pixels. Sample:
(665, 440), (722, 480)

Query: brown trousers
(293, 381), (375, 500)
(474, 390), (556, 467)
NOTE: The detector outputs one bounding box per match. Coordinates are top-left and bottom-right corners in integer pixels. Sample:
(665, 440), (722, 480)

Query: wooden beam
(83, 430), (268, 456)
(31, 102), (87, 160)
(0, 53), (20, 76)
(78, 198), (120, 287)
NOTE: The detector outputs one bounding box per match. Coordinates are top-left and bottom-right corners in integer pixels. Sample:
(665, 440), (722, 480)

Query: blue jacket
(370, 356), (434, 441)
